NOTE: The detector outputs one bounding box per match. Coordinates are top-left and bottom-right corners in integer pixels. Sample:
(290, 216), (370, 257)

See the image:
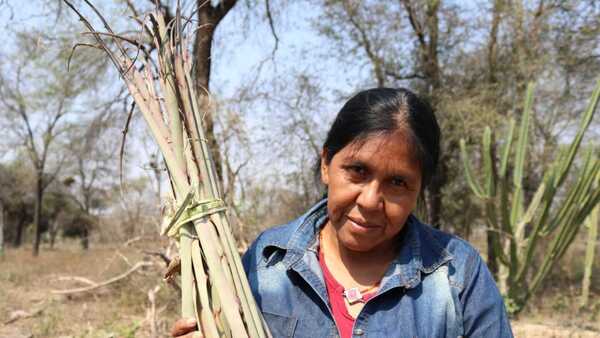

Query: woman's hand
(170, 317), (202, 337)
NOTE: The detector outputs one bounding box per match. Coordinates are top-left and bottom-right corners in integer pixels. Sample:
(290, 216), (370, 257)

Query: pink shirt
(318, 249), (376, 338)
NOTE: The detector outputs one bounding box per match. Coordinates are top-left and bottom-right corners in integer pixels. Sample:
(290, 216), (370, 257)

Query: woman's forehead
(344, 130), (415, 156)
(340, 132), (421, 174)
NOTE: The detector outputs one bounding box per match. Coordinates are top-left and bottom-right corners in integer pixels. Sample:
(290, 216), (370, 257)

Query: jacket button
(353, 328), (364, 336)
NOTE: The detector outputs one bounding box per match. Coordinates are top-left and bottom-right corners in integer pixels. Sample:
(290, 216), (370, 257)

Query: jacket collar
(379, 214), (453, 290)
(261, 199), (453, 289)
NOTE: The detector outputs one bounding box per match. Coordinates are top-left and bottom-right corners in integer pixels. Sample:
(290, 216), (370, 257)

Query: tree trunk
(426, 182), (442, 228)
(192, 0), (239, 190)
(81, 226), (89, 250)
(486, 230), (499, 278)
(14, 218), (25, 247)
(403, 0), (444, 228)
(32, 175), (43, 256)
(193, 8), (220, 183)
(49, 221), (58, 249)
(49, 224), (55, 249)
(83, 197), (91, 250)
(487, 0), (503, 84)
(426, 155), (447, 229)
(0, 203), (5, 257)
(484, 0), (505, 281)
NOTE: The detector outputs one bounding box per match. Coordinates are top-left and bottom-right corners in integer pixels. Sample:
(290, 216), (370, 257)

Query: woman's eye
(351, 165), (366, 175)
(391, 177), (407, 188)
(344, 164), (367, 178)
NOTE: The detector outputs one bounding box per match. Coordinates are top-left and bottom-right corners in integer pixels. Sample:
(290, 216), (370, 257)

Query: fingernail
(187, 317), (196, 325)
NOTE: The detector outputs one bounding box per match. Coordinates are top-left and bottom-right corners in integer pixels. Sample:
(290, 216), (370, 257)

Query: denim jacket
(242, 199), (513, 338)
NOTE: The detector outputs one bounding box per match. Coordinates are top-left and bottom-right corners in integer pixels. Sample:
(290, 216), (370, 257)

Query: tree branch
(8, 66), (42, 166)
(213, 0), (238, 23)
(487, 0), (503, 83)
(124, 0), (140, 18)
(42, 154), (67, 191)
(401, 0), (427, 49)
(342, 3), (385, 86)
(385, 69), (425, 80)
(265, 0), (279, 56)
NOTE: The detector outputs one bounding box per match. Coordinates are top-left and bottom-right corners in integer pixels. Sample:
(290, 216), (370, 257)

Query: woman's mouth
(346, 216), (382, 231)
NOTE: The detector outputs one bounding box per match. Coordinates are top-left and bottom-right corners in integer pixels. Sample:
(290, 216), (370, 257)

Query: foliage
(0, 157), (97, 248)
(460, 81), (600, 314)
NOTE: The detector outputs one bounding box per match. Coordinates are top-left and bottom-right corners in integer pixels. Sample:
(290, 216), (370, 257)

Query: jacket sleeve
(460, 253), (514, 338)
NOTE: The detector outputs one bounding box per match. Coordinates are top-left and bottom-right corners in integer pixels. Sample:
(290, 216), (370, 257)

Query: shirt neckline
(318, 242), (377, 320)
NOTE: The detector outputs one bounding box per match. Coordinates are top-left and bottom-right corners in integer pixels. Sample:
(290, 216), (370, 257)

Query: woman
(172, 88), (513, 338)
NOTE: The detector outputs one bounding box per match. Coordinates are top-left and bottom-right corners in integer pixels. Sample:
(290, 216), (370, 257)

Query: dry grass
(0, 240), (180, 338)
(511, 283), (600, 338)
(0, 240), (599, 338)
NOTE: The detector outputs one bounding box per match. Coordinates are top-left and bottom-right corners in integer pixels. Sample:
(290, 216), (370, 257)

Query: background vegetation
(0, 0), (598, 337)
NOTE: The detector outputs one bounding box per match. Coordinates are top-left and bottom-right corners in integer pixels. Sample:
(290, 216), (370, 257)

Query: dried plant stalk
(64, 1), (270, 337)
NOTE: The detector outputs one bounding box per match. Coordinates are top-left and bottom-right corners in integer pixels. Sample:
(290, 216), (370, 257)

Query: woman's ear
(320, 148), (329, 185)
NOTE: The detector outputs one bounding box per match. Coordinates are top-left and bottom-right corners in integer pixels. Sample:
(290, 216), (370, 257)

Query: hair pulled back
(317, 87), (440, 189)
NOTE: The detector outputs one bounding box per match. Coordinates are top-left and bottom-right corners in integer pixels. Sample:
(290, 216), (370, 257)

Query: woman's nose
(356, 180), (383, 211)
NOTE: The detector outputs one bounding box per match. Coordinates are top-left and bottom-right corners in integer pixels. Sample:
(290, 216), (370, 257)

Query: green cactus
(580, 203), (598, 308)
(460, 79), (600, 314)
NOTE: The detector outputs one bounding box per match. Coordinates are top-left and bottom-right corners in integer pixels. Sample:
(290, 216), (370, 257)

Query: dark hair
(316, 87), (440, 189)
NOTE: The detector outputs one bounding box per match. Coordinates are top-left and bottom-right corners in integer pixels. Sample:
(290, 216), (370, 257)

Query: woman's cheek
(327, 201), (344, 225)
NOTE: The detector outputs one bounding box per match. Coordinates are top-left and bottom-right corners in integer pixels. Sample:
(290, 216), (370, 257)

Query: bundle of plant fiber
(65, 1), (270, 337)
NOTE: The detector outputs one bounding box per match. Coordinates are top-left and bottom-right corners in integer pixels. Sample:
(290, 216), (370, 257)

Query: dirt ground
(0, 242), (599, 338)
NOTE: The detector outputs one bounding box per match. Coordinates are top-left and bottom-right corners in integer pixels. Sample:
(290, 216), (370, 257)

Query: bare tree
(0, 31), (106, 255)
(65, 99), (122, 249)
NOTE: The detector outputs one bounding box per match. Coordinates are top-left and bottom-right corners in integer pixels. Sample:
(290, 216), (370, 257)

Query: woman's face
(321, 130), (422, 253)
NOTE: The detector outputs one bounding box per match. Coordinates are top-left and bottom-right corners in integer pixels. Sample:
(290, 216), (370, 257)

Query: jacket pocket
(262, 311), (297, 338)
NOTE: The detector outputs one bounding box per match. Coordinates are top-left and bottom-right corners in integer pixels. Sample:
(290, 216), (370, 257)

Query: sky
(2, 0), (597, 191)
(0, 0), (350, 193)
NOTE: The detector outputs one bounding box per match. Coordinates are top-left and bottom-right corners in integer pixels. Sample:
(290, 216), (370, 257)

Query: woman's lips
(346, 216), (382, 229)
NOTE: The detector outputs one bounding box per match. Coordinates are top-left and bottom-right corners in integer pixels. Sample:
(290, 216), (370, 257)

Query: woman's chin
(338, 233), (379, 253)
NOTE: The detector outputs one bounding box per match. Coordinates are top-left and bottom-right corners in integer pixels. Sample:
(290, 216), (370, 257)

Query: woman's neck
(320, 221), (397, 286)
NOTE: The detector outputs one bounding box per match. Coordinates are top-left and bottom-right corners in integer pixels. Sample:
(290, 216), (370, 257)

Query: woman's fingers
(170, 317), (198, 337)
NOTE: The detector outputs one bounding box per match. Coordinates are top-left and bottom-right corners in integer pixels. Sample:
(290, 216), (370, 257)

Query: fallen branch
(55, 276), (96, 286)
(51, 261), (153, 295)
(123, 235), (142, 246)
(4, 308), (44, 325)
